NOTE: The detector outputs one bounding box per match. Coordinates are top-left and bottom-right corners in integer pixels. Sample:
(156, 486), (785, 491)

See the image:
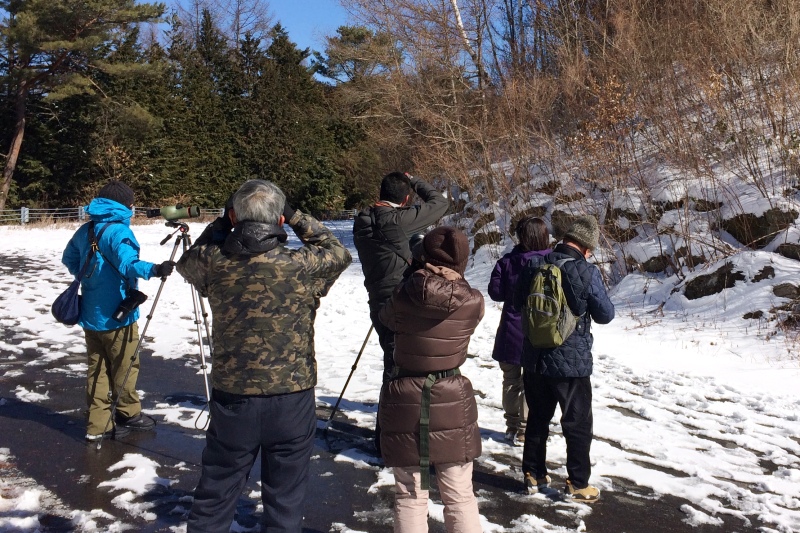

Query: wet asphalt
(0, 341), (760, 533)
(0, 249), (758, 532)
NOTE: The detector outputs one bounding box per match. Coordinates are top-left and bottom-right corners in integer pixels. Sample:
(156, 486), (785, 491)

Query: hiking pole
(324, 325), (373, 431)
(97, 223), (184, 450)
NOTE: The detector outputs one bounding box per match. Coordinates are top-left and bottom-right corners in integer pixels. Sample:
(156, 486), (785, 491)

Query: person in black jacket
(353, 171), (449, 453)
(515, 215), (615, 502)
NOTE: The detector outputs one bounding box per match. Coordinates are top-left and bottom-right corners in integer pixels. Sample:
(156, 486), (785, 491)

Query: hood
(404, 266), (473, 315)
(223, 221), (288, 255)
(515, 245), (551, 258)
(86, 198), (133, 224)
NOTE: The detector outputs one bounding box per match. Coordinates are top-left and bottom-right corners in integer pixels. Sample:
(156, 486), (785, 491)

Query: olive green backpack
(523, 258), (580, 348)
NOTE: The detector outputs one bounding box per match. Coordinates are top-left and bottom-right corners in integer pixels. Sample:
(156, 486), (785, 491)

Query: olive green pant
(84, 323), (141, 435)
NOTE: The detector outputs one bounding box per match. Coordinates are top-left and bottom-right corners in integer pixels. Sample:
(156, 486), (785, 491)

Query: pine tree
(0, 0), (164, 209)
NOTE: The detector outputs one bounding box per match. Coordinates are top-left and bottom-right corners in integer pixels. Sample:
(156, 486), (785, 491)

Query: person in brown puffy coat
(378, 226), (485, 533)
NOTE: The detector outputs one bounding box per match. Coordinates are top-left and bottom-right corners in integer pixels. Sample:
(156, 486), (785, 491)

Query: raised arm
(396, 176), (449, 234)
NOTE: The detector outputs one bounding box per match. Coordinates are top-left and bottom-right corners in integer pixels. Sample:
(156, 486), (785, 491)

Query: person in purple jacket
(488, 216), (551, 445)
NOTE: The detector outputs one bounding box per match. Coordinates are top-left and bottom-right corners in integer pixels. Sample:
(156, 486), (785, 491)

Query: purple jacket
(488, 246), (551, 365)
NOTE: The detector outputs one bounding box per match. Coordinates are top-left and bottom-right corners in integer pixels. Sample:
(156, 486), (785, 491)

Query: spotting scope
(146, 205), (201, 221)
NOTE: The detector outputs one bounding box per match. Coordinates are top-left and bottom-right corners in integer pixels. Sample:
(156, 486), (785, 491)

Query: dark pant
(369, 302), (396, 456)
(187, 388), (316, 533)
(369, 303), (397, 385)
(522, 373), (593, 488)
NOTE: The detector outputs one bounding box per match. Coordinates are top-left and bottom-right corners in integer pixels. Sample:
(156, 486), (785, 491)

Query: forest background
(2, 0), (800, 260)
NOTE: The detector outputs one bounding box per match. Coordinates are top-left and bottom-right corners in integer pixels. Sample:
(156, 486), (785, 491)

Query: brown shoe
(565, 480), (600, 502)
(524, 473), (551, 494)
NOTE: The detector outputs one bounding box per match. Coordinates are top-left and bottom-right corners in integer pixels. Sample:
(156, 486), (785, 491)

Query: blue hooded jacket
(61, 198), (157, 331)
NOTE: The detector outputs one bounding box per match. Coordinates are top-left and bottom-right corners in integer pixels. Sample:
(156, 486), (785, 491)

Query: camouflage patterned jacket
(176, 211), (352, 396)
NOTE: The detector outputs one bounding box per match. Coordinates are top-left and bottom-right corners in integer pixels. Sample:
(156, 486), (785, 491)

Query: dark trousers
(369, 303), (397, 385)
(369, 302), (396, 456)
(522, 373), (593, 488)
(187, 388), (316, 533)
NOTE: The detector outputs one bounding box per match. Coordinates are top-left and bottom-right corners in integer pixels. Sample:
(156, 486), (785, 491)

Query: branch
(448, 0), (491, 88)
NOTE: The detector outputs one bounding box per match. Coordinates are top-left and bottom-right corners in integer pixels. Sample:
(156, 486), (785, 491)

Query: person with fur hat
(514, 214), (615, 502)
(378, 226), (484, 533)
(61, 180), (175, 442)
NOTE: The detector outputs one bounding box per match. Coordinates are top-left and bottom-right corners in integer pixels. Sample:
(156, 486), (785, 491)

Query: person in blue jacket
(514, 215), (615, 502)
(62, 181), (175, 442)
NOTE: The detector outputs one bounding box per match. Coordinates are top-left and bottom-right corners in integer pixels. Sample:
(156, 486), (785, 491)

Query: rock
(773, 283), (800, 299)
(684, 262), (746, 300)
(721, 208), (798, 248)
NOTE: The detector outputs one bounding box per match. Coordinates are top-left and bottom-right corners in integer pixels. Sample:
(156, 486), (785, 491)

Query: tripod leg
(324, 325), (374, 430)
(97, 234), (182, 449)
(182, 234), (212, 405)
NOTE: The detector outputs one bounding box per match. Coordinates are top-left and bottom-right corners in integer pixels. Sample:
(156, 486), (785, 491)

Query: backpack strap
(418, 367), (461, 490)
(551, 257), (585, 317)
(75, 222), (97, 280)
(91, 221), (132, 289)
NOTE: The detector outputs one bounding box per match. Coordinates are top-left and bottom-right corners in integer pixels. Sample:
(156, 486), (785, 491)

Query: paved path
(0, 346), (751, 532)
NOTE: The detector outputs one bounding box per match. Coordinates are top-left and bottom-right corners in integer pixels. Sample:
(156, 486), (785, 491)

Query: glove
(154, 261), (176, 278)
(194, 195), (235, 247)
(213, 194), (235, 233)
(283, 202), (297, 224)
(210, 214), (233, 235)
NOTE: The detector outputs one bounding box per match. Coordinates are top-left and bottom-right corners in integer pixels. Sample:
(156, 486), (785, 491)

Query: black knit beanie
(97, 181), (135, 208)
(422, 226), (469, 275)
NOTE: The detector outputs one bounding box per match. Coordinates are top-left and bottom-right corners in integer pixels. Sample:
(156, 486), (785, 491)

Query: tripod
(97, 221), (212, 449)
(159, 221), (213, 406)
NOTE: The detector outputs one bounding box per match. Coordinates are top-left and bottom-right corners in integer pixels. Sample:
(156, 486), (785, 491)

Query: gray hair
(232, 180), (286, 223)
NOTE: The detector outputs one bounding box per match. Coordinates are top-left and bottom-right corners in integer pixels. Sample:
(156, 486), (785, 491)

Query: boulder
(684, 262), (746, 300)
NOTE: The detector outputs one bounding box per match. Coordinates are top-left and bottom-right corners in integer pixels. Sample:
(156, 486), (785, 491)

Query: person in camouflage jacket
(176, 179), (351, 533)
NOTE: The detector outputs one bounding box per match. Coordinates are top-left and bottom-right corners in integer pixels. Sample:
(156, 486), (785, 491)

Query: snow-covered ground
(1, 219), (799, 532)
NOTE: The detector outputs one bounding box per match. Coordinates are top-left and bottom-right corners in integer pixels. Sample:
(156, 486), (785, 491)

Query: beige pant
(393, 462), (481, 533)
(85, 323), (141, 435)
(500, 362), (527, 432)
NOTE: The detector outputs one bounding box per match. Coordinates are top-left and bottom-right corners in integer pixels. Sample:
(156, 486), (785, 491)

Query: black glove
(195, 194), (235, 247)
(283, 202), (297, 224)
(154, 261), (176, 278)
(210, 214), (233, 234)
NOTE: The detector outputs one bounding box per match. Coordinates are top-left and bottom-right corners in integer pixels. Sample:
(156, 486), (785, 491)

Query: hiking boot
(524, 473), (551, 494)
(504, 428), (524, 446)
(565, 480), (600, 502)
(116, 413), (156, 432)
(85, 425), (131, 442)
(504, 428), (517, 444)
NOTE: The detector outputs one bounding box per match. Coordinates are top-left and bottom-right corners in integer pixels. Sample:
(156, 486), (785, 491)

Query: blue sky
(269, 0), (350, 52)
(169, 0), (350, 52)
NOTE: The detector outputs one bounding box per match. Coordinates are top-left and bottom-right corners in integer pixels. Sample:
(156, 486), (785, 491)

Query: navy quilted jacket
(515, 243), (615, 378)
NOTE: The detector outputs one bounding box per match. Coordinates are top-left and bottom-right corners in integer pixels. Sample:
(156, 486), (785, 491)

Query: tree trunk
(0, 84), (27, 211)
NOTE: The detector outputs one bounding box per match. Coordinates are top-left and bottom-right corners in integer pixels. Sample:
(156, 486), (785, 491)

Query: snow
(1, 216), (800, 532)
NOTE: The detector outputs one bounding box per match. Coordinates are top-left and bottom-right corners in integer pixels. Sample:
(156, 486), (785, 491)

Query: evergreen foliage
(1, 7), (373, 214)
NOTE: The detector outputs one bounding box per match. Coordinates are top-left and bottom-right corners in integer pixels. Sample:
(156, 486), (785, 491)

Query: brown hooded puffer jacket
(378, 266), (485, 467)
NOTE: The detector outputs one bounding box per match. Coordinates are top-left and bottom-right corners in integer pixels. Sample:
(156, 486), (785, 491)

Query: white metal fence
(0, 207), (357, 225)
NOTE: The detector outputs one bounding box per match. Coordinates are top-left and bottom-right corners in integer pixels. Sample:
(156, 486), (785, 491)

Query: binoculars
(146, 205), (201, 221)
